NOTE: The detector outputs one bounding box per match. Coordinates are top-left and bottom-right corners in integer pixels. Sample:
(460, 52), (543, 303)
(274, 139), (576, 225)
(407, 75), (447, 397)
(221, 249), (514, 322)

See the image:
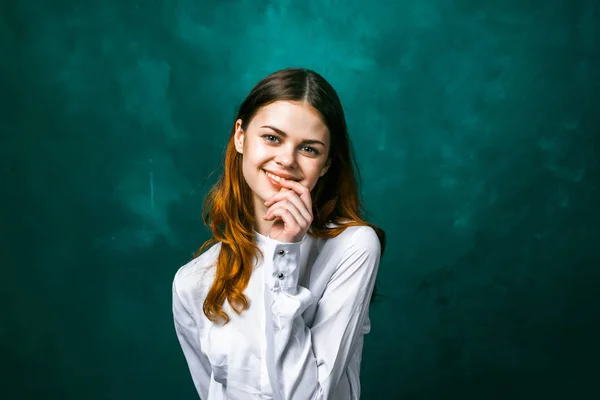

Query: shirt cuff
(265, 235), (306, 289)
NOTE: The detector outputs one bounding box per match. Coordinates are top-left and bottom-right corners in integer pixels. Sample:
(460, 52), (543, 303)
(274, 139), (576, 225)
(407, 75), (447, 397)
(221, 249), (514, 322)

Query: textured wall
(1, 0), (598, 399)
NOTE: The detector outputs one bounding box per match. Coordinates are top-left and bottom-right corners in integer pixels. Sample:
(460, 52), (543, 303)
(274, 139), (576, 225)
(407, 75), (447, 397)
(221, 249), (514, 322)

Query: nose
(274, 146), (297, 168)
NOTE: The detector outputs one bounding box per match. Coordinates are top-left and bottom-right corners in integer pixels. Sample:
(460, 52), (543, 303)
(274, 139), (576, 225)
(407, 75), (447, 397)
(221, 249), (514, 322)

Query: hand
(263, 178), (313, 243)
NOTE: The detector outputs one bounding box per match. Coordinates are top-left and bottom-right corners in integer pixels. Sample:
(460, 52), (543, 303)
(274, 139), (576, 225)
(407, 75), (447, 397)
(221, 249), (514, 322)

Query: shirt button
(277, 273), (285, 280)
(277, 249), (285, 256)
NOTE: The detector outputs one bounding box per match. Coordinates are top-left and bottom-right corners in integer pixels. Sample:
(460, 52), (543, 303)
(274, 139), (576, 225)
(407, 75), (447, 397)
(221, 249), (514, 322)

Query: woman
(172, 67), (386, 399)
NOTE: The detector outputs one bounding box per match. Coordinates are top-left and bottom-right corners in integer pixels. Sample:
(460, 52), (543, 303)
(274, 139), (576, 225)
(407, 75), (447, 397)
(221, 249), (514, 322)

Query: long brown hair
(195, 68), (386, 325)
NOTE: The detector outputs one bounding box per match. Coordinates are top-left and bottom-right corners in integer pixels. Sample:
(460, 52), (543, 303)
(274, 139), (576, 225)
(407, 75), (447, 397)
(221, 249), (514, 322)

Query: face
(233, 100), (331, 218)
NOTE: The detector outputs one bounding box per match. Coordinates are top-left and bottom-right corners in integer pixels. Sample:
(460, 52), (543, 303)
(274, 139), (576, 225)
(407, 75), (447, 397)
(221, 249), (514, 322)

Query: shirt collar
(253, 229), (310, 246)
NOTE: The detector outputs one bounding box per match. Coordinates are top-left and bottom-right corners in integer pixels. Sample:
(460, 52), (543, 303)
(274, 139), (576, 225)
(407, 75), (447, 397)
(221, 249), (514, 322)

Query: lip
(264, 170), (283, 188)
(263, 169), (299, 181)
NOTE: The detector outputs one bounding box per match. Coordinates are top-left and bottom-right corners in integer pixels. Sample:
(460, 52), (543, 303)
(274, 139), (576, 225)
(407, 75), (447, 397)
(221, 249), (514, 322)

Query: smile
(264, 170), (286, 182)
(264, 170), (285, 187)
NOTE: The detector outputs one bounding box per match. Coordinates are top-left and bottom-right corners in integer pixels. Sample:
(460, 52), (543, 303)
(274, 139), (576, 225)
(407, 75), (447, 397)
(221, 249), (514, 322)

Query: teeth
(265, 171), (283, 182)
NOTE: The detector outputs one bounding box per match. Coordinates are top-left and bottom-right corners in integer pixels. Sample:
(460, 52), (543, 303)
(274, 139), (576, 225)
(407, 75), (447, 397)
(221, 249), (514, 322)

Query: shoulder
(325, 223), (381, 256)
(173, 242), (221, 302)
(320, 224), (381, 282)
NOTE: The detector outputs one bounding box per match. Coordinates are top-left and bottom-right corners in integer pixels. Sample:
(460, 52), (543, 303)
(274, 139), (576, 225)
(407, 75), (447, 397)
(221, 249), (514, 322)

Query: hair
(194, 67), (387, 325)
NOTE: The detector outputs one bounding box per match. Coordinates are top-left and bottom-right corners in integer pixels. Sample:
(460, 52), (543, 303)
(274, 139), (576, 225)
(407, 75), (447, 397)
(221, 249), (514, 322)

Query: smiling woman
(172, 68), (386, 400)
(233, 99), (332, 238)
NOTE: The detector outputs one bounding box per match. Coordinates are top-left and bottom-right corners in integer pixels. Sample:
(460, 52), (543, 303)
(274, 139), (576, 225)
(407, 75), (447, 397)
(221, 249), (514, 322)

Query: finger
(264, 200), (284, 220)
(274, 179), (312, 213)
(265, 191), (312, 221)
(265, 200), (303, 224)
(264, 190), (287, 206)
(264, 200), (290, 220)
(273, 194), (312, 223)
(281, 199), (309, 226)
(264, 187), (291, 206)
(267, 203), (308, 229)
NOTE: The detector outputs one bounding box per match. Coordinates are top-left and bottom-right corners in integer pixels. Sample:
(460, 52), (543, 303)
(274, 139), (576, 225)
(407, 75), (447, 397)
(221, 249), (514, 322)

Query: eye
(262, 134), (320, 155)
(262, 134), (280, 143)
(301, 146), (320, 155)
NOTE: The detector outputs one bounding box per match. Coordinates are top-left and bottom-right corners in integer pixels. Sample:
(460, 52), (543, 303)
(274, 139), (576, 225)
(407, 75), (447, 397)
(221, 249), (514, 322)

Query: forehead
(249, 101), (329, 141)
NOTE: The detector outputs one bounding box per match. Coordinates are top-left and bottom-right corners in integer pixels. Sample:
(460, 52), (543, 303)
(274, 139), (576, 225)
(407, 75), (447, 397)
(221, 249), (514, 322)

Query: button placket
(274, 247), (287, 284)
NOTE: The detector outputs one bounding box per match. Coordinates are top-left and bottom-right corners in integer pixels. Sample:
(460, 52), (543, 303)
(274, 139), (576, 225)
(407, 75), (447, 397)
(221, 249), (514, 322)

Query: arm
(172, 274), (211, 400)
(264, 226), (381, 400)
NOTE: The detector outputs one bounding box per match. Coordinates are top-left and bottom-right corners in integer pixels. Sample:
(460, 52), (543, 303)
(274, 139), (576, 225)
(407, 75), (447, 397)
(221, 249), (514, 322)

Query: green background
(2, 0), (599, 399)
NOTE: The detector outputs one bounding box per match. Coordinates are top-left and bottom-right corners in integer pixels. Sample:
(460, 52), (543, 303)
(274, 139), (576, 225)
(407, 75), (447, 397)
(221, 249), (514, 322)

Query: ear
(233, 119), (244, 154)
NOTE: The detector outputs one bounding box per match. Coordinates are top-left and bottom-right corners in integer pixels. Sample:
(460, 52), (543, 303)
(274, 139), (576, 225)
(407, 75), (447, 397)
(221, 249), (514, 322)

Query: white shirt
(172, 223), (381, 399)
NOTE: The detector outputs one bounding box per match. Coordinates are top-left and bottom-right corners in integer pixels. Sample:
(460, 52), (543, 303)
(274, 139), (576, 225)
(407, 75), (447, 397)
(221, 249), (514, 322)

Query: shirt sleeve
(263, 226), (381, 400)
(172, 274), (211, 400)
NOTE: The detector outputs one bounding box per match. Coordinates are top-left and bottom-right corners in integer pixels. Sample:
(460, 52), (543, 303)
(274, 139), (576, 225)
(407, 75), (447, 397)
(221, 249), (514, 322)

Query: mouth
(263, 169), (303, 187)
(263, 170), (286, 187)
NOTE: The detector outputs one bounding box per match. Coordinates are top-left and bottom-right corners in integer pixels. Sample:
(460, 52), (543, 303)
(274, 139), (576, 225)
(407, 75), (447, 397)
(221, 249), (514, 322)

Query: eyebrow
(260, 125), (326, 147)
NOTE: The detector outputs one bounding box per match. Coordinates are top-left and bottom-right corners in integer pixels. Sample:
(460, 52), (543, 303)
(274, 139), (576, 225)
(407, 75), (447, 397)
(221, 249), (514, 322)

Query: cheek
(249, 141), (270, 157)
(305, 168), (323, 189)
(240, 155), (258, 185)
(242, 146), (262, 170)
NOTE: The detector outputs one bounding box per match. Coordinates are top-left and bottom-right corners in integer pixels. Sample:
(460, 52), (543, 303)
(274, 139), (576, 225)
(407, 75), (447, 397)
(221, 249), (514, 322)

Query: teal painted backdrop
(1, 0), (599, 399)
